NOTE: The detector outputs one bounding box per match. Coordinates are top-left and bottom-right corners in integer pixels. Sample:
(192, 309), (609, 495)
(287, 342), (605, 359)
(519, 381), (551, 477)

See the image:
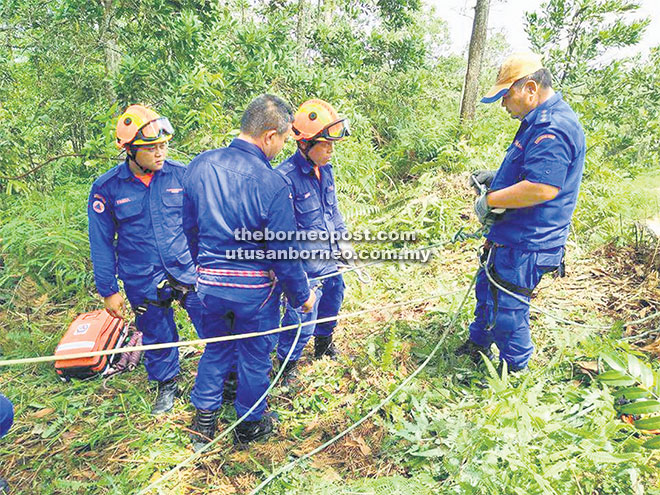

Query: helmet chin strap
(299, 140), (320, 169)
(127, 145), (153, 175)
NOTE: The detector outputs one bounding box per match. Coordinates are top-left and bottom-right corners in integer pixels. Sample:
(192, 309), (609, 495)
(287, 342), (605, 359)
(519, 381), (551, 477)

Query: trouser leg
(234, 293), (280, 422)
(134, 303), (179, 382)
(314, 275), (345, 337)
(468, 267), (495, 348)
(484, 246), (562, 370)
(182, 289), (204, 337)
(190, 305), (234, 411)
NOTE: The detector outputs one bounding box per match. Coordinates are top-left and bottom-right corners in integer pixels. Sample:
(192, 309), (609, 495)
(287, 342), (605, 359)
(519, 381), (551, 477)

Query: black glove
(470, 170), (496, 194)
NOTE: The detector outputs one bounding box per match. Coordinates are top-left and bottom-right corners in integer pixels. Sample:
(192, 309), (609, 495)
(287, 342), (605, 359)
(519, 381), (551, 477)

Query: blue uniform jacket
(277, 150), (347, 278)
(182, 139), (311, 308)
(488, 92), (586, 250)
(88, 160), (196, 298)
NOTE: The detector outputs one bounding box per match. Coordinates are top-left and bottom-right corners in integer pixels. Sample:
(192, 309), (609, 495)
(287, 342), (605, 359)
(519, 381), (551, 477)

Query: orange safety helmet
(292, 99), (350, 143)
(115, 104), (174, 148)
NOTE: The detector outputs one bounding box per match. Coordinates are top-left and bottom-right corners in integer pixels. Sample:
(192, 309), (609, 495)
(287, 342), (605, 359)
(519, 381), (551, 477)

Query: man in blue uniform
(183, 94), (316, 449)
(275, 99), (351, 382)
(88, 105), (203, 414)
(0, 393), (13, 493)
(456, 53), (586, 372)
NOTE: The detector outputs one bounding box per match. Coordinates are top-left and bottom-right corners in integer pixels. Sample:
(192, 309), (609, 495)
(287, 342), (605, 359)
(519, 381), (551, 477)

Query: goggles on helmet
(308, 118), (351, 142)
(134, 117), (174, 144)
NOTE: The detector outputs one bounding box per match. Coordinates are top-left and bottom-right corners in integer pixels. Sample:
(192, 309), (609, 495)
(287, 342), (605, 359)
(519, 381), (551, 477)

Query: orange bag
(54, 310), (128, 381)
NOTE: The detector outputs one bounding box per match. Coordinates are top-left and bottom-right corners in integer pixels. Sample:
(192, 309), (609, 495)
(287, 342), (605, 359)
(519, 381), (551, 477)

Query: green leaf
(642, 435), (660, 449)
(587, 451), (638, 463)
(627, 355), (654, 388)
(411, 447), (446, 457)
(634, 417), (660, 430)
(614, 387), (651, 400)
(543, 459), (569, 478)
(627, 354), (643, 379)
(597, 370), (636, 386)
(601, 352), (626, 373)
(619, 401), (660, 415)
(639, 362), (655, 389)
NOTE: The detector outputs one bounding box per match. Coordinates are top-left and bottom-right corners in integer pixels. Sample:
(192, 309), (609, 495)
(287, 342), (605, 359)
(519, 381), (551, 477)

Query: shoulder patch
(537, 108), (552, 124)
(534, 134), (556, 145)
(92, 200), (105, 214)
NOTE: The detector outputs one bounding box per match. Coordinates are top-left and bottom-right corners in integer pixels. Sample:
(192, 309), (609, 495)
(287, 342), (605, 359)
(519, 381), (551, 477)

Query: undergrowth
(0, 163), (659, 494)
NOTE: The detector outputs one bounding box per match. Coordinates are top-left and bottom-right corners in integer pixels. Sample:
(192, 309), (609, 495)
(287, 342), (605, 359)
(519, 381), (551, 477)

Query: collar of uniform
(292, 149), (314, 175)
(229, 138), (272, 168)
(117, 159), (170, 180)
(523, 92), (563, 127)
(118, 160), (133, 180)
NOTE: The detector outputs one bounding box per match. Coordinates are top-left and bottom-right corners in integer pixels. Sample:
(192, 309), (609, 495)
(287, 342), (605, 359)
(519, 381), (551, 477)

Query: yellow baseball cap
(481, 52), (544, 103)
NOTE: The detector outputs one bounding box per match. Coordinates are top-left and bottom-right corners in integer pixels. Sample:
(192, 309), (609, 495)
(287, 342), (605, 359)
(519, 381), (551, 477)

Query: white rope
(0, 289), (464, 368)
(479, 253), (659, 329)
(249, 270), (479, 494)
(137, 314), (305, 495)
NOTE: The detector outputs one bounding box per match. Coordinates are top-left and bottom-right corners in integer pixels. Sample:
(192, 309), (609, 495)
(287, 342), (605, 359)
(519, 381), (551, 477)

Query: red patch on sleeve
(534, 134), (556, 145)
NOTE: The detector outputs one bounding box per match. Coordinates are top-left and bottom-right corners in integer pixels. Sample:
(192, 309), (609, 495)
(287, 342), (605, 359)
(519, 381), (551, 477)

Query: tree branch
(0, 153), (120, 181)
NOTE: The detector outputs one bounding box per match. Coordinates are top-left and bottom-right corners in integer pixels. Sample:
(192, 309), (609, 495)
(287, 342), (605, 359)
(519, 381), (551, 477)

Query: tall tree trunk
(460, 0), (491, 123)
(296, 0), (306, 64)
(100, 0), (120, 102)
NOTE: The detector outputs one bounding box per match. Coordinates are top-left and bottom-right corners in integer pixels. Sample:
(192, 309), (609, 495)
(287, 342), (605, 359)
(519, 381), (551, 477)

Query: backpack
(54, 309), (129, 381)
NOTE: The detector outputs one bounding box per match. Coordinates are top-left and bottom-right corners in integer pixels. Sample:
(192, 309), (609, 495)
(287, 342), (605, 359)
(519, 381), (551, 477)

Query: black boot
(314, 335), (339, 360)
(455, 339), (495, 364)
(189, 408), (219, 452)
(151, 377), (180, 415)
(276, 358), (298, 386)
(0, 476), (8, 494)
(222, 371), (238, 404)
(234, 411), (278, 447)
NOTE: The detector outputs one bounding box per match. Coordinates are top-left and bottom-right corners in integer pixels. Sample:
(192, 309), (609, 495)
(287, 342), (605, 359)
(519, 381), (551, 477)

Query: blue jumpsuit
(88, 160), (203, 382)
(0, 394), (12, 438)
(276, 150), (347, 362)
(469, 93), (586, 370)
(183, 139), (311, 421)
